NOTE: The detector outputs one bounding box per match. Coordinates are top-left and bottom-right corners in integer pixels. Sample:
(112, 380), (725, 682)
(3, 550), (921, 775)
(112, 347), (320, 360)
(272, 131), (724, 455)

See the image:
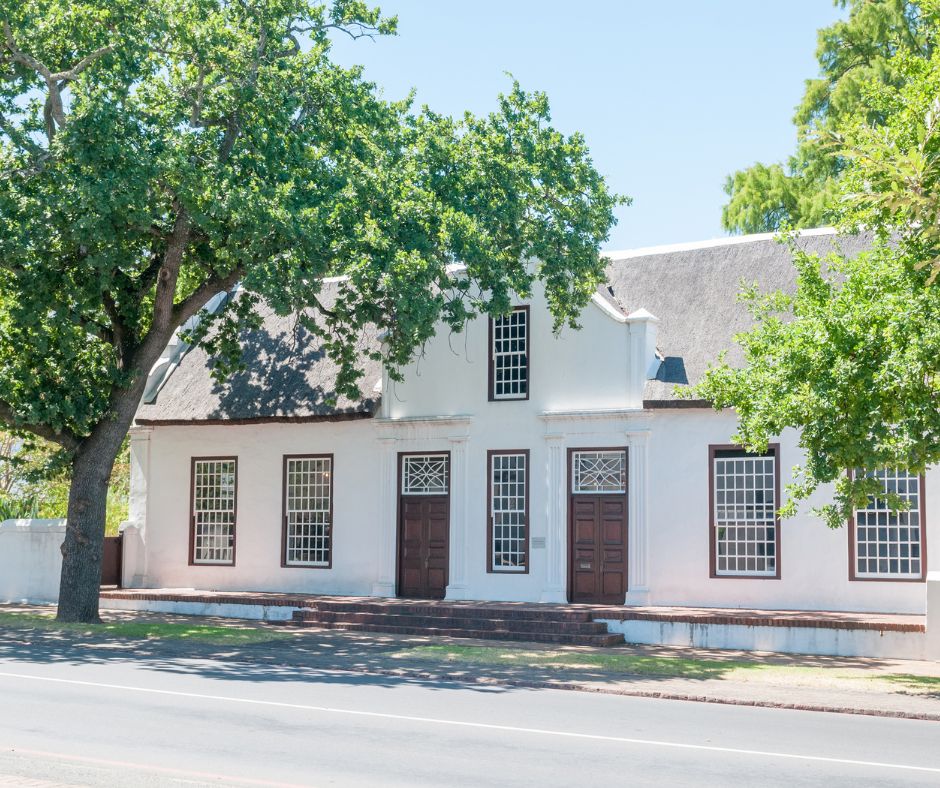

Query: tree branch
(0, 112), (42, 156)
(102, 291), (127, 366)
(49, 43), (116, 83)
(2, 22), (53, 80)
(172, 268), (243, 327)
(150, 208), (191, 333)
(321, 22), (383, 41)
(2, 22), (117, 142)
(0, 399), (79, 452)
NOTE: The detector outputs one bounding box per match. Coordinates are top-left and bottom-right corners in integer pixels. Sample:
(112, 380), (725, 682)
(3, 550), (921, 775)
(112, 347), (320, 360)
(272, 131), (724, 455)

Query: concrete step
(295, 610), (610, 634)
(302, 600), (594, 623)
(296, 619), (624, 646)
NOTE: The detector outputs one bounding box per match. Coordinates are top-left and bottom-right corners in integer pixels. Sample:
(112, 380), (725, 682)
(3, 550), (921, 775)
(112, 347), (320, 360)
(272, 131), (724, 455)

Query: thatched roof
(605, 229), (871, 406)
(136, 229), (870, 423)
(135, 286), (381, 425)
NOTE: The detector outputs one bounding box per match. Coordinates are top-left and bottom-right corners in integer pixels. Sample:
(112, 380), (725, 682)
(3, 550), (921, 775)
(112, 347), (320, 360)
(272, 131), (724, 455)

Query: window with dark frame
(401, 454), (449, 495)
(711, 447), (778, 577)
(191, 458), (236, 565)
(490, 307), (529, 400)
(283, 455), (333, 567)
(488, 451), (528, 572)
(572, 450), (627, 494)
(852, 469), (924, 580)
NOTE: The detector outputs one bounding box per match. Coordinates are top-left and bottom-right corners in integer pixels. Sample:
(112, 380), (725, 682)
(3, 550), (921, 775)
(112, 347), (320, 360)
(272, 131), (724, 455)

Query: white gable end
(383, 280), (658, 420)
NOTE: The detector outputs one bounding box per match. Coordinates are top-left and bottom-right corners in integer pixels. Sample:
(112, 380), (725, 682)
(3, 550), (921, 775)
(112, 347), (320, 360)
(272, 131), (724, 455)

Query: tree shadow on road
(2, 613), (931, 699)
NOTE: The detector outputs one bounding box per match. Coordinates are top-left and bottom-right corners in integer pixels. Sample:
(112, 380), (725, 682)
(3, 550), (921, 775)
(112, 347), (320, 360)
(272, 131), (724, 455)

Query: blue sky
(330, 1), (846, 251)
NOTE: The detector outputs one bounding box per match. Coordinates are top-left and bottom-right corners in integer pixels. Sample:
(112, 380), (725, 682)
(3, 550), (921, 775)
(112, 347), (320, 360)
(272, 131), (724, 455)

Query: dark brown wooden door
(570, 495), (627, 604)
(100, 534), (123, 587)
(398, 496), (449, 599)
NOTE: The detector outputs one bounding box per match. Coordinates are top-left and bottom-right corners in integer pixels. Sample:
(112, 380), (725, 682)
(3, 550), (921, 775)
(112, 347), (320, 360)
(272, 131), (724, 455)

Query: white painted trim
(539, 408), (645, 423)
(590, 292), (628, 323)
(626, 308), (660, 323)
(445, 435), (470, 600)
(589, 294), (663, 326)
(374, 415), (473, 428)
(603, 226), (837, 261)
(626, 429), (651, 600)
(540, 433), (567, 603)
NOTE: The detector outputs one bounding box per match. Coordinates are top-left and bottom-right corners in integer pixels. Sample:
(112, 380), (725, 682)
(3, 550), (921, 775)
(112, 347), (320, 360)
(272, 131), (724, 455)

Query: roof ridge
(603, 227), (836, 261)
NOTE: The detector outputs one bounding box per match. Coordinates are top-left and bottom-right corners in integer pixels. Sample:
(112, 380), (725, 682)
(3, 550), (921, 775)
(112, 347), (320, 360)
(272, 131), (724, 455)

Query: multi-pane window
(490, 307), (529, 400)
(191, 458), (236, 565)
(402, 454), (449, 495)
(284, 456), (332, 567)
(711, 449), (778, 577)
(853, 469), (924, 579)
(572, 450), (627, 494)
(489, 451), (528, 572)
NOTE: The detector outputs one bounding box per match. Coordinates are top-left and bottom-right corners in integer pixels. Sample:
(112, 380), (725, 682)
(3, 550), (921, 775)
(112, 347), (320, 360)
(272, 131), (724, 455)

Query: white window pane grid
(402, 455), (449, 495)
(491, 453), (527, 571)
(193, 460), (236, 564)
(286, 457), (331, 567)
(854, 469), (922, 578)
(714, 456), (776, 576)
(573, 451), (626, 494)
(493, 309), (528, 399)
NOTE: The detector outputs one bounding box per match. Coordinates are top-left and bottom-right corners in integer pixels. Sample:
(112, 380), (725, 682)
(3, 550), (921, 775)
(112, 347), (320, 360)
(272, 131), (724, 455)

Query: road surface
(0, 651), (937, 787)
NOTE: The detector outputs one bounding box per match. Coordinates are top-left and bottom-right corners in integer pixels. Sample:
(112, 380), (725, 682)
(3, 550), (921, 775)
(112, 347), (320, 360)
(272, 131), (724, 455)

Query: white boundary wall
(0, 518), (65, 603)
(597, 617), (928, 660)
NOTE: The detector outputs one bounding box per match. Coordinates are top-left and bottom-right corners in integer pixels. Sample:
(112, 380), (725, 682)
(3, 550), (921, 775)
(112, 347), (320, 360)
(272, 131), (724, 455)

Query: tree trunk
(55, 416), (134, 622)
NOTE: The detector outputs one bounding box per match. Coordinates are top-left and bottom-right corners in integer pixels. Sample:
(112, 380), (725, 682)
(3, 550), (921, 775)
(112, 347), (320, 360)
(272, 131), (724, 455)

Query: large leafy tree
(0, 0), (622, 621)
(722, 0), (937, 234)
(696, 34), (940, 527)
(693, 242), (940, 527)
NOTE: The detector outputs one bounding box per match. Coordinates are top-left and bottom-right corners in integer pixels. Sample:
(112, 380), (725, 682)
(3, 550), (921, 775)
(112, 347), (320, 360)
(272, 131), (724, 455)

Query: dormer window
(489, 306), (529, 401)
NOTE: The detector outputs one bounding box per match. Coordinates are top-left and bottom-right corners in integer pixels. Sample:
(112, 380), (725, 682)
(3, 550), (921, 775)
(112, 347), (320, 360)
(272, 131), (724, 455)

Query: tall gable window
(190, 457), (237, 565)
(488, 450), (529, 572)
(709, 446), (780, 578)
(283, 455), (333, 568)
(851, 469), (925, 580)
(489, 306), (529, 401)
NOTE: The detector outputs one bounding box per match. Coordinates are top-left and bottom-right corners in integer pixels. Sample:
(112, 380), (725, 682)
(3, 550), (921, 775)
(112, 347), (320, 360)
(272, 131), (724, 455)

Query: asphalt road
(0, 651), (937, 787)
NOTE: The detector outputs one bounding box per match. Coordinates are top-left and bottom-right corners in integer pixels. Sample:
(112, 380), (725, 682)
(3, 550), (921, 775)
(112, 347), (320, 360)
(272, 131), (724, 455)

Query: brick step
(296, 620), (624, 646)
(294, 610), (610, 635)
(302, 600), (594, 623)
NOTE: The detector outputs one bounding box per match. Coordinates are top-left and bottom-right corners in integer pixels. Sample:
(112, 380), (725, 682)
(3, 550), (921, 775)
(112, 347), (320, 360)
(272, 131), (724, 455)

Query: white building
(125, 230), (935, 619)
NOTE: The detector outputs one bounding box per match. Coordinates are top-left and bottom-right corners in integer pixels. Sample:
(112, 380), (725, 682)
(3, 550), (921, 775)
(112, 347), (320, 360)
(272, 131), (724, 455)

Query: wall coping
(0, 518), (66, 533)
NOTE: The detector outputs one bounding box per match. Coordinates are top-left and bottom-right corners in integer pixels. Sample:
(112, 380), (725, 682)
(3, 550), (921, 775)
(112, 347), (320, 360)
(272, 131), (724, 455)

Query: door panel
(398, 496), (449, 599)
(569, 494), (627, 604)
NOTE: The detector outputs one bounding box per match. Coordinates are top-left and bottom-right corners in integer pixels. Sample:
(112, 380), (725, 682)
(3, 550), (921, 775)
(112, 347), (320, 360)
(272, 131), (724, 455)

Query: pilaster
(372, 437), (398, 597)
(625, 428), (651, 605)
(540, 433), (568, 603)
(445, 435), (471, 600)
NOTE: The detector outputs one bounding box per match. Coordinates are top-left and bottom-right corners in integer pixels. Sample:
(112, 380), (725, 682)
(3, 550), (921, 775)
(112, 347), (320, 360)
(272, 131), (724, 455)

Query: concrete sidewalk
(2, 604), (938, 720)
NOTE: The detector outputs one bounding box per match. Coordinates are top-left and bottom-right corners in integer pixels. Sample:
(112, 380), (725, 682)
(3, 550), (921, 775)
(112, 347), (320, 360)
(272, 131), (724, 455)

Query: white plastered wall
(644, 409), (935, 615)
(134, 420), (381, 595)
